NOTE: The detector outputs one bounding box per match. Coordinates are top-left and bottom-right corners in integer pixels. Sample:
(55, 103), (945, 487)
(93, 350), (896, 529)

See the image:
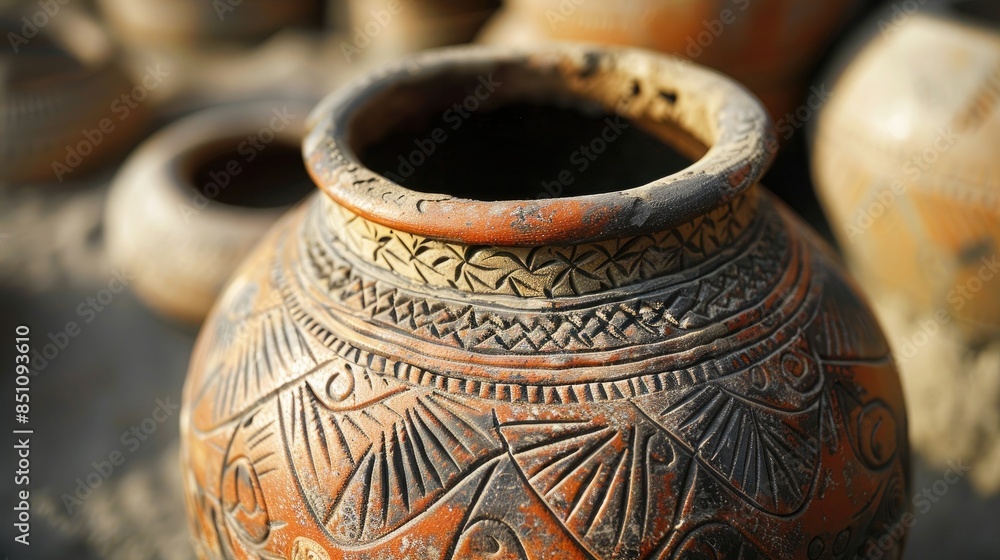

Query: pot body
(477, 0), (858, 118)
(812, 9), (1000, 335)
(181, 187), (909, 559)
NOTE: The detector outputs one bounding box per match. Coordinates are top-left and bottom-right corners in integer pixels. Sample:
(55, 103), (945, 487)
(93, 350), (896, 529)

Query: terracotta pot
(181, 45), (909, 559)
(477, 0), (859, 119)
(97, 0), (320, 49)
(0, 9), (147, 184)
(812, 0), (1000, 336)
(105, 101), (315, 324)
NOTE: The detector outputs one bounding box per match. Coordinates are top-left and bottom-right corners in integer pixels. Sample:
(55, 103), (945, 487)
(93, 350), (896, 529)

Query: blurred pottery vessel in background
(477, 0), (859, 119)
(180, 45), (909, 559)
(812, 0), (1000, 493)
(812, 1), (1000, 336)
(96, 0), (321, 50)
(108, 32), (342, 118)
(0, 9), (147, 184)
(95, 0), (334, 115)
(105, 101), (314, 324)
(340, 0), (500, 62)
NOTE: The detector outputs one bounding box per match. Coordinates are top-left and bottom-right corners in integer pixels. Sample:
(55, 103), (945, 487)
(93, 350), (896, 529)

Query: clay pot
(477, 0), (859, 119)
(105, 101), (315, 324)
(0, 9), (147, 184)
(181, 46), (909, 559)
(812, 0), (1000, 336)
(342, 0), (500, 60)
(97, 0), (320, 49)
(110, 32), (344, 120)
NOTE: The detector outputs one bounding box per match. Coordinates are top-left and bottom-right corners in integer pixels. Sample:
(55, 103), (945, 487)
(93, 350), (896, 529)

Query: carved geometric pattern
(302, 197), (788, 354)
(321, 191), (758, 298)
(452, 518), (529, 559)
(197, 292), (319, 426)
(223, 289), (793, 416)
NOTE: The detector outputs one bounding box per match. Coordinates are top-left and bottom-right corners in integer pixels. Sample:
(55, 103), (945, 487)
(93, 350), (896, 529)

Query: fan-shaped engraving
(500, 409), (688, 558)
(647, 381), (821, 515)
(280, 380), (504, 544)
(192, 292), (322, 430)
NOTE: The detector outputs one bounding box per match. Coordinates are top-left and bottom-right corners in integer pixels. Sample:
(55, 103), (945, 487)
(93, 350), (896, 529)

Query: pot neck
(315, 187), (762, 299)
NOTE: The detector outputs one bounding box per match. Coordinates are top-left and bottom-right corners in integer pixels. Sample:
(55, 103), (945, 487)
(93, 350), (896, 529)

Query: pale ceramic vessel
(812, 4), (1000, 335)
(105, 101), (314, 323)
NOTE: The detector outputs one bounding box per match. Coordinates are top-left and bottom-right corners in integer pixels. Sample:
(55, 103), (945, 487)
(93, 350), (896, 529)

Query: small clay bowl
(105, 100), (316, 323)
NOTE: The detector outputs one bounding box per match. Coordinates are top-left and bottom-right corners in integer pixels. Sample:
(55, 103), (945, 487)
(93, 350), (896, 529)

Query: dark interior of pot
(189, 140), (313, 209)
(353, 64), (698, 201)
(950, 0), (1000, 23)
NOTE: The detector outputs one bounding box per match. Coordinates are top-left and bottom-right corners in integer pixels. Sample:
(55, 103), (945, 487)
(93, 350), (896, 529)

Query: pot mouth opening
(185, 138), (313, 210)
(306, 46), (773, 245)
(356, 95), (696, 202)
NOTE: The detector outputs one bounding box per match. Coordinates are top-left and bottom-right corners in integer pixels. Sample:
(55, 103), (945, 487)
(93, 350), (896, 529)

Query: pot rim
(304, 44), (775, 246)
